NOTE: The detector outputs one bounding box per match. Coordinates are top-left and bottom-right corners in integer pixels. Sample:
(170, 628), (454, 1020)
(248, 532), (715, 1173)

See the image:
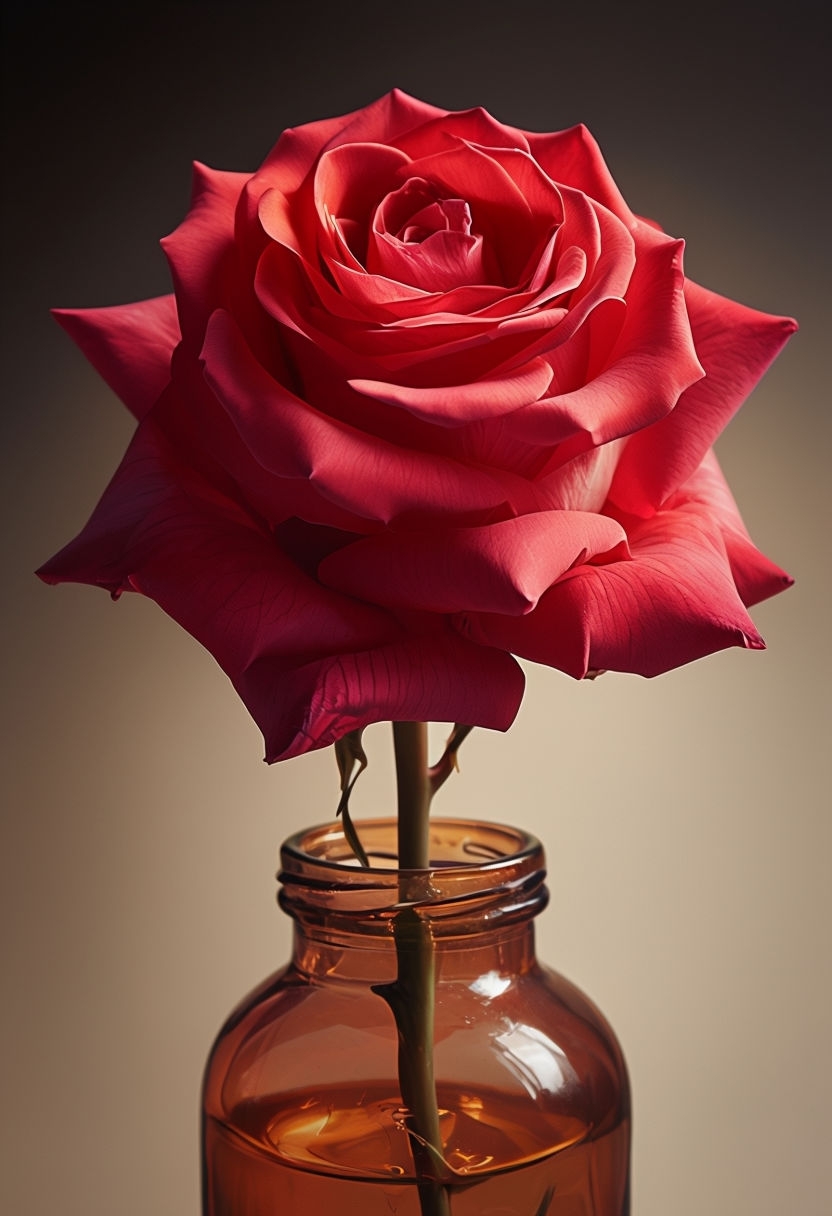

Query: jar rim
(278, 818), (548, 933)
(280, 817), (542, 878)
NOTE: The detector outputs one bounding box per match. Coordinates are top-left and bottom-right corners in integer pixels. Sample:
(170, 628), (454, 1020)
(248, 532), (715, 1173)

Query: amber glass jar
(202, 819), (630, 1215)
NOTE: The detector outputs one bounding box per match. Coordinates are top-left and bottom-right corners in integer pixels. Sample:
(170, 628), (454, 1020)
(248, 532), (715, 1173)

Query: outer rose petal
(460, 489), (768, 678)
(156, 353), (384, 535)
(240, 632), (526, 762)
(319, 512), (629, 616)
(53, 297), (179, 421)
(393, 105), (531, 160)
(525, 124), (637, 227)
(609, 281), (798, 515)
(255, 89), (446, 190)
(36, 419), (400, 676)
(672, 451), (793, 606)
(160, 162), (249, 350)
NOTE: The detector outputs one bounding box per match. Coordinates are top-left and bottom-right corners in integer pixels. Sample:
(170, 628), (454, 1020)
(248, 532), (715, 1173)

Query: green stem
(390, 721), (451, 1216)
(393, 721), (431, 867)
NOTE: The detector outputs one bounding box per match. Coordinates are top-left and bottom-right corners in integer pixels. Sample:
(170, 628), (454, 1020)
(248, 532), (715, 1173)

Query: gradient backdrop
(2, 3), (829, 1214)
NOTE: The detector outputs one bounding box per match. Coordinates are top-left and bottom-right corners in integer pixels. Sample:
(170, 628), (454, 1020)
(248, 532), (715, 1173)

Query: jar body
(202, 820), (630, 1215)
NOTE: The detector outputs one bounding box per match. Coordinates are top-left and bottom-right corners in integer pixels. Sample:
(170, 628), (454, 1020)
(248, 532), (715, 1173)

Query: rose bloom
(39, 91), (795, 761)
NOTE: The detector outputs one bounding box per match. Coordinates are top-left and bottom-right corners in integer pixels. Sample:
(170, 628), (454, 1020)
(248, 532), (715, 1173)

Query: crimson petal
(609, 282), (798, 515)
(669, 452), (793, 606)
(241, 631), (526, 762)
(461, 492), (768, 678)
(37, 419), (400, 695)
(319, 512), (629, 616)
(200, 309), (530, 523)
(349, 359), (553, 426)
(161, 163), (249, 350)
(53, 296), (179, 421)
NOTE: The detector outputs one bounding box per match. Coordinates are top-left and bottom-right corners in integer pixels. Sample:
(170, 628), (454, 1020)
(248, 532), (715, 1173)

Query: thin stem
(393, 720), (431, 868)
(389, 720), (451, 1216)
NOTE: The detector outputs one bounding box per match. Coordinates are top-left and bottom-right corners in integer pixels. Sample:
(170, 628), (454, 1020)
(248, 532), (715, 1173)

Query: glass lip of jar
(278, 817), (548, 931)
(282, 816), (540, 874)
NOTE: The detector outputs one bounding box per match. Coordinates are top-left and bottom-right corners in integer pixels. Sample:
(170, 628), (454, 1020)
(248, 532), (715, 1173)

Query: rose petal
(525, 124), (637, 226)
(53, 296), (179, 421)
(371, 226), (486, 292)
(670, 452), (793, 606)
(349, 359), (553, 426)
(521, 242), (586, 311)
(160, 162), (249, 350)
(505, 227), (702, 450)
(241, 629), (526, 762)
(253, 223), (610, 385)
(319, 512), (629, 615)
(466, 143), (566, 220)
(200, 309), (533, 524)
(328, 256), (512, 316)
(37, 418), (399, 679)
(609, 282), (798, 515)
(255, 89), (445, 192)
(461, 494), (767, 677)
(394, 104), (531, 160)
(158, 352), (384, 534)
(535, 440), (624, 513)
(404, 141), (544, 283)
(312, 141), (411, 263)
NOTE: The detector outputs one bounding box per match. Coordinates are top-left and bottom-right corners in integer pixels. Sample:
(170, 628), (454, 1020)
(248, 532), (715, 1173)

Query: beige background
(2, 3), (829, 1213)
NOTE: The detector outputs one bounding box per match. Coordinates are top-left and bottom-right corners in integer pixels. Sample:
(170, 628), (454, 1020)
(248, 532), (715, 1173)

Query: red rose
(38, 90), (795, 761)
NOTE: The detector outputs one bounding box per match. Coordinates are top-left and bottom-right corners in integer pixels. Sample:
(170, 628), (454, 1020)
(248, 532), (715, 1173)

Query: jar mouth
(278, 818), (547, 933)
(282, 817), (540, 874)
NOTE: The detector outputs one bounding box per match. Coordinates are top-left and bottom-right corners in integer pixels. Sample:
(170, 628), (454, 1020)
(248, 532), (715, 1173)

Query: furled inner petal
(401, 141), (549, 284)
(311, 141), (411, 265)
(368, 178), (486, 289)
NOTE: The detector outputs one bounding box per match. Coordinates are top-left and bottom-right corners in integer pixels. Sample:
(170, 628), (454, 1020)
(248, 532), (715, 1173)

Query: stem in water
(386, 721), (451, 1216)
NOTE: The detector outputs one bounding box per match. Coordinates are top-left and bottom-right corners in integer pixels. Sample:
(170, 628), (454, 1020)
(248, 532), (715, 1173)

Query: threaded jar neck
(278, 818), (548, 940)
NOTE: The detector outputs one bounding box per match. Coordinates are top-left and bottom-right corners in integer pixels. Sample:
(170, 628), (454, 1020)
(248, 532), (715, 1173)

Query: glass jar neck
(277, 818), (548, 981)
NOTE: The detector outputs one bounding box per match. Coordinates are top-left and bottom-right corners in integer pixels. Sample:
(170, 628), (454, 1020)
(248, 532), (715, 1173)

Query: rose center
(367, 177), (486, 291)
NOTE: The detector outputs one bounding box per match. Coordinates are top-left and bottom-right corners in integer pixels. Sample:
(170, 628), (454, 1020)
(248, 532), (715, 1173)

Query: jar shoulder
(204, 956), (628, 1132)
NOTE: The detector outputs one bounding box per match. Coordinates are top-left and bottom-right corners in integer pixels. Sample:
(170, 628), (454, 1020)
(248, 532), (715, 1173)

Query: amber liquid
(203, 1082), (629, 1215)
